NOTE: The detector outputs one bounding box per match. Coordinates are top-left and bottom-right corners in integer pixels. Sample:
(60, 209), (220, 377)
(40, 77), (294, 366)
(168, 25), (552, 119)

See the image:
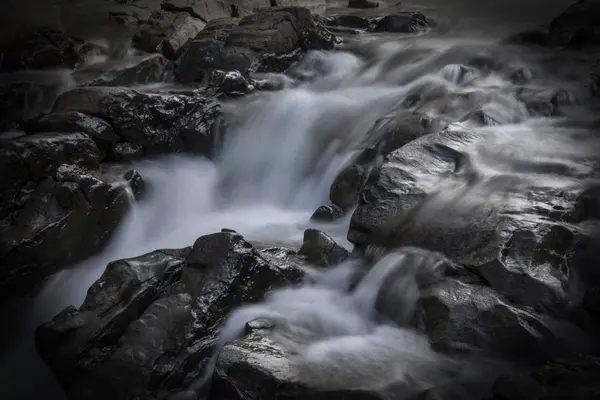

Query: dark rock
(72, 54), (168, 87)
(416, 277), (557, 359)
(328, 15), (372, 30)
(133, 11), (207, 59)
(23, 111), (119, 161)
(208, 69), (255, 97)
(113, 142), (144, 161)
(549, 0), (600, 48)
(36, 232), (305, 400)
(176, 7), (336, 82)
(310, 204), (345, 222)
(504, 28), (550, 46)
(0, 164), (131, 302)
(298, 228), (349, 266)
(370, 12), (429, 34)
(0, 27), (81, 71)
(491, 354), (600, 400)
(52, 86), (221, 158)
(124, 169), (146, 200)
(330, 164), (371, 212)
(161, 0), (230, 21)
(348, 0), (379, 9)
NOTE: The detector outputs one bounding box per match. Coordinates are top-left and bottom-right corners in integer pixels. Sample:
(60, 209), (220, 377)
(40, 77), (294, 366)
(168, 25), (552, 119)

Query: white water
(1, 29), (599, 399)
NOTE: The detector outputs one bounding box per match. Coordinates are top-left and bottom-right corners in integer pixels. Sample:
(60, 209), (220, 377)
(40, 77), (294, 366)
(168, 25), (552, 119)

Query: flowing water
(1, 1), (599, 398)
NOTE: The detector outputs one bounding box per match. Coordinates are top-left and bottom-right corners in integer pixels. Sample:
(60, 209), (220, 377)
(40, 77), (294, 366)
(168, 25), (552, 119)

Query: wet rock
(113, 142), (145, 161)
(176, 7), (336, 83)
(0, 164), (131, 302)
(72, 53), (168, 87)
(52, 86), (221, 158)
(416, 277), (557, 359)
(124, 169), (146, 200)
(330, 110), (441, 212)
(23, 111), (120, 161)
(491, 354), (600, 400)
(161, 0), (230, 21)
(211, 331), (392, 400)
(328, 15), (372, 30)
(36, 231), (305, 400)
(0, 27), (81, 71)
(208, 69), (255, 97)
(348, 0), (379, 9)
(549, 0), (600, 48)
(370, 12), (429, 34)
(310, 204), (345, 222)
(298, 229), (349, 266)
(133, 11), (207, 59)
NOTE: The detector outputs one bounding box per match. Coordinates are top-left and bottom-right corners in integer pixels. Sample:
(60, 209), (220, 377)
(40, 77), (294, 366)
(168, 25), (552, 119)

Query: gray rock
(298, 229), (349, 266)
(176, 7), (336, 82)
(72, 53), (168, 87)
(348, 0), (379, 9)
(36, 231), (305, 400)
(549, 1), (600, 48)
(52, 86), (221, 159)
(23, 111), (120, 161)
(370, 12), (429, 34)
(310, 204), (345, 222)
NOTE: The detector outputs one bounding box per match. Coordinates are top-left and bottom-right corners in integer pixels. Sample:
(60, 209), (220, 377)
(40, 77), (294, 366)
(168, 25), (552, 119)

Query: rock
(113, 142), (145, 161)
(330, 110), (442, 212)
(161, 0), (230, 21)
(370, 12), (429, 34)
(208, 69), (255, 97)
(298, 229), (349, 266)
(491, 354), (600, 400)
(211, 331), (391, 400)
(23, 111), (120, 161)
(0, 27), (81, 71)
(36, 231), (305, 400)
(176, 7), (336, 82)
(348, 0), (379, 9)
(0, 163), (131, 302)
(416, 277), (557, 359)
(124, 169), (146, 200)
(503, 28), (550, 46)
(133, 11), (207, 59)
(72, 53), (168, 87)
(328, 15), (372, 30)
(52, 86), (221, 159)
(548, 0), (600, 48)
(310, 204), (345, 222)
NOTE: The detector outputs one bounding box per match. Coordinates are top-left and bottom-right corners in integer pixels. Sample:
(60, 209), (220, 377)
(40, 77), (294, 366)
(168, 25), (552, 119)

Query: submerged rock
(36, 231), (305, 400)
(176, 7), (336, 83)
(52, 86), (221, 159)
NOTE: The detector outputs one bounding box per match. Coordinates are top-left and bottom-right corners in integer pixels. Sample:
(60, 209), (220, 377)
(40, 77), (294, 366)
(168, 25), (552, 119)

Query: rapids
(1, 1), (598, 398)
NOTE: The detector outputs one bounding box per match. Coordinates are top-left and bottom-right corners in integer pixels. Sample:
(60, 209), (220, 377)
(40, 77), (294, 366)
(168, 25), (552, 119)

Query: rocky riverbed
(1, 0), (600, 399)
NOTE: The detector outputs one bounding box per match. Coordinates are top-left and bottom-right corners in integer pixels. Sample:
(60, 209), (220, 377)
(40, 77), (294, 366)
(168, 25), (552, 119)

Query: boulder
(0, 27), (81, 71)
(548, 0), (600, 48)
(176, 7), (336, 83)
(298, 229), (349, 266)
(23, 111), (120, 161)
(328, 15), (372, 30)
(36, 231), (305, 400)
(71, 53), (168, 87)
(161, 0), (231, 22)
(52, 86), (221, 159)
(132, 10), (207, 59)
(0, 163), (130, 302)
(370, 12), (429, 34)
(348, 0), (379, 9)
(310, 204), (345, 222)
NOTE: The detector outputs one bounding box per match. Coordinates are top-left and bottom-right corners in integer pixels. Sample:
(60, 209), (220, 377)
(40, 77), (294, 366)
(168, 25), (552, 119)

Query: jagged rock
(36, 231), (305, 400)
(124, 169), (146, 200)
(348, 127), (599, 313)
(298, 229), (349, 266)
(491, 354), (600, 400)
(348, 0), (379, 9)
(416, 277), (559, 359)
(330, 111), (442, 212)
(0, 163), (131, 302)
(133, 11), (207, 59)
(548, 0), (600, 48)
(72, 53), (168, 87)
(176, 7), (336, 82)
(0, 27), (81, 71)
(52, 86), (221, 159)
(113, 142), (145, 161)
(208, 69), (255, 97)
(370, 12), (429, 33)
(23, 111), (120, 161)
(310, 204), (345, 222)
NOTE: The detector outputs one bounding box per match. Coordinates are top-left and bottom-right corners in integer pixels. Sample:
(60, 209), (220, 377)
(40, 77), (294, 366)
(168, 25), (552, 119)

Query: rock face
(36, 231), (305, 400)
(0, 132), (132, 301)
(177, 7), (336, 83)
(52, 86), (221, 159)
